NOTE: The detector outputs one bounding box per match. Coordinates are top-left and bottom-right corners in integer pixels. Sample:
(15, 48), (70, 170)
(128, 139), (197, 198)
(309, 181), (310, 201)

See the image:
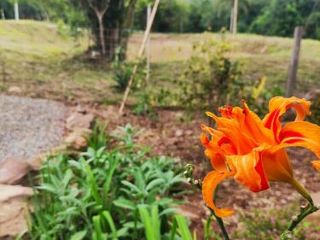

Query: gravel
(0, 95), (66, 163)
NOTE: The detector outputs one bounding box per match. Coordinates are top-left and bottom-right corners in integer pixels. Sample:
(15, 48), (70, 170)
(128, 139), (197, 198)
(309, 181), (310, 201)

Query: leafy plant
(133, 92), (158, 119)
(177, 33), (244, 110)
(112, 53), (146, 92)
(112, 60), (133, 91)
(28, 124), (189, 240)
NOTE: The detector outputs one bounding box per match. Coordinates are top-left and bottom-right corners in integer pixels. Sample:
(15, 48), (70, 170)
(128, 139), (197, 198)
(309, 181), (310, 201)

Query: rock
(75, 105), (87, 114)
(0, 184), (33, 202)
(0, 185), (32, 238)
(8, 86), (22, 94)
(0, 158), (30, 184)
(65, 128), (92, 150)
(175, 129), (184, 137)
(185, 130), (193, 135)
(66, 112), (95, 130)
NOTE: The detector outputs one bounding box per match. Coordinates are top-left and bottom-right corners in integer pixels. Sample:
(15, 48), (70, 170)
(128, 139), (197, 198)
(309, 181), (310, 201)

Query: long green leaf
(102, 211), (118, 240)
(175, 215), (193, 240)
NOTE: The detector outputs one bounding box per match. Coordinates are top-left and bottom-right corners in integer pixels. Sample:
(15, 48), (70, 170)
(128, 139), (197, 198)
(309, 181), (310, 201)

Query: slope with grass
(1, 20), (320, 105)
(0, 20), (115, 103)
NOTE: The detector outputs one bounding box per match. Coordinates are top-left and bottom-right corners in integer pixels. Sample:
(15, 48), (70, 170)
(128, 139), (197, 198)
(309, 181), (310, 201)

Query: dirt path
(0, 95), (66, 183)
(0, 95), (66, 161)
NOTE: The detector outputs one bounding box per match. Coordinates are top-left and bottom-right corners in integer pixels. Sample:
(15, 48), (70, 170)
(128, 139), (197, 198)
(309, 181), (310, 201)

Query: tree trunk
(97, 13), (106, 56)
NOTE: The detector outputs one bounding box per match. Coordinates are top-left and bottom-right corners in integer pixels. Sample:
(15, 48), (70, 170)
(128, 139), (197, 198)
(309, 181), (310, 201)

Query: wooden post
(286, 26), (304, 97)
(232, 0), (238, 35)
(146, 4), (151, 82)
(119, 0), (160, 115)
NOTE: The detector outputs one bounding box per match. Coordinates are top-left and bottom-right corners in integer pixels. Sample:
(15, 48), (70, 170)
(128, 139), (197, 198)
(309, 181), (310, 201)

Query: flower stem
(211, 210), (230, 240)
(287, 203), (318, 231)
(282, 178), (319, 238)
(289, 178), (313, 205)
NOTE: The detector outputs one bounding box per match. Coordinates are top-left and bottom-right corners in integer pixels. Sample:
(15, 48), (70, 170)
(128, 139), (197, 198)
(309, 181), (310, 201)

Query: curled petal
(241, 101), (274, 145)
(202, 171), (234, 217)
(312, 161), (320, 171)
(263, 97), (311, 141)
(279, 121), (320, 158)
(227, 150), (269, 192)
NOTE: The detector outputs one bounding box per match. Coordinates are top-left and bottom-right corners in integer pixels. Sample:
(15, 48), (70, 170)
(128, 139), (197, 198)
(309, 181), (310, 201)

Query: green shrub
(177, 33), (244, 110)
(28, 124), (190, 239)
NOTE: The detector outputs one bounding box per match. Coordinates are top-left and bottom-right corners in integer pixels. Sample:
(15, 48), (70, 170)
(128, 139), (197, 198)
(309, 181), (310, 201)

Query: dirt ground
(95, 104), (320, 237)
(1, 95), (319, 238)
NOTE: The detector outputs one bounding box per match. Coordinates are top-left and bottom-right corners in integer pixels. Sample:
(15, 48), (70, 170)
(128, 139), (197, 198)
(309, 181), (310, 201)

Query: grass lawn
(1, 20), (320, 104)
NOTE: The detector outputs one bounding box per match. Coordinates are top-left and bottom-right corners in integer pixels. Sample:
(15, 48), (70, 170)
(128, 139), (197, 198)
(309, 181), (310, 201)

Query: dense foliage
(1, 0), (319, 40)
(28, 124), (195, 239)
(134, 0), (320, 39)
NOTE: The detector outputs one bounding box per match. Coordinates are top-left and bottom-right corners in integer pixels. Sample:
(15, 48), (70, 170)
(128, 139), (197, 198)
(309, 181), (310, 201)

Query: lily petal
(202, 171), (234, 217)
(227, 150), (269, 192)
(279, 121), (320, 158)
(263, 97), (311, 141)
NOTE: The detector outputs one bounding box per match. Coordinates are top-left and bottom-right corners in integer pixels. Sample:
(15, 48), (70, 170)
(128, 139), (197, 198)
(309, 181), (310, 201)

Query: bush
(177, 33), (244, 110)
(28, 124), (192, 239)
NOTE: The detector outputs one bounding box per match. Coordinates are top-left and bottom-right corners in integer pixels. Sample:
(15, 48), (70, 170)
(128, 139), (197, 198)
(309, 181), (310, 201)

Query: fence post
(232, 0), (238, 35)
(286, 26), (304, 97)
(14, 1), (19, 21)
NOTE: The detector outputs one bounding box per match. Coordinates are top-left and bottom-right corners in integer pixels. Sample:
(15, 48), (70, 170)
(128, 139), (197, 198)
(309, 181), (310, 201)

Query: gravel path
(0, 95), (66, 163)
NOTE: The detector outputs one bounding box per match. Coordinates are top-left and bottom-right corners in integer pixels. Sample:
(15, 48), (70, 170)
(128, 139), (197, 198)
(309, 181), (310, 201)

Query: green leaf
(138, 205), (161, 240)
(121, 180), (143, 194)
(113, 198), (135, 210)
(102, 211), (118, 240)
(70, 230), (87, 240)
(175, 215), (193, 240)
(146, 178), (165, 191)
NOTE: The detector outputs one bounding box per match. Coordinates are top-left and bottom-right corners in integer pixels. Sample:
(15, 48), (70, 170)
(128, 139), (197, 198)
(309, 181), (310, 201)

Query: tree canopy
(1, 0), (320, 39)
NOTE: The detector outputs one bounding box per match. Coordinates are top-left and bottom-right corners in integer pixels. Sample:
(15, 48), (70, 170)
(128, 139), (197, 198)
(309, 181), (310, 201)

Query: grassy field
(1, 20), (320, 104)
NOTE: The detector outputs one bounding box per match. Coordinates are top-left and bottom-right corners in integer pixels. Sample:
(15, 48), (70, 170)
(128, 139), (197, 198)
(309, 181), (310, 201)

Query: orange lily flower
(201, 96), (320, 217)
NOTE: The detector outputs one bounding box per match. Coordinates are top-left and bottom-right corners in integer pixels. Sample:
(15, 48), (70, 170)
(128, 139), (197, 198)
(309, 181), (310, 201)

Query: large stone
(0, 185), (33, 238)
(0, 158), (30, 184)
(0, 95), (66, 183)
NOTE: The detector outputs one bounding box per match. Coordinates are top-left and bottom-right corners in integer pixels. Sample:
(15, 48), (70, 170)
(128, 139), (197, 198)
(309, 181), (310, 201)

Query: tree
(77, 0), (138, 60)
(86, 0), (111, 56)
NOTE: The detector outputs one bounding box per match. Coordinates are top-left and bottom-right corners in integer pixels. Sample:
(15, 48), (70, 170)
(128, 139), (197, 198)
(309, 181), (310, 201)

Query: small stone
(65, 128), (92, 150)
(185, 130), (193, 135)
(175, 129), (184, 137)
(66, 112), (95, 130)
(8, 86), (22, 93)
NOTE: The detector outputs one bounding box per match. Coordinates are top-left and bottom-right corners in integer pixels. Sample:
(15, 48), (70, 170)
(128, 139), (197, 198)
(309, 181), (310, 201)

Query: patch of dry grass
(1, 20), (319, 104)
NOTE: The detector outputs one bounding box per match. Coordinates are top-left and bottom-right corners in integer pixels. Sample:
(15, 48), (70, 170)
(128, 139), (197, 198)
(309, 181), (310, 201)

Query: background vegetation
(2, 0), (320, 39)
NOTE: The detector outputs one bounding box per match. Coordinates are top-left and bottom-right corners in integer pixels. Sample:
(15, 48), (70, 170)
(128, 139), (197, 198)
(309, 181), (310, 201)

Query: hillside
(1, 20), (320, 103)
